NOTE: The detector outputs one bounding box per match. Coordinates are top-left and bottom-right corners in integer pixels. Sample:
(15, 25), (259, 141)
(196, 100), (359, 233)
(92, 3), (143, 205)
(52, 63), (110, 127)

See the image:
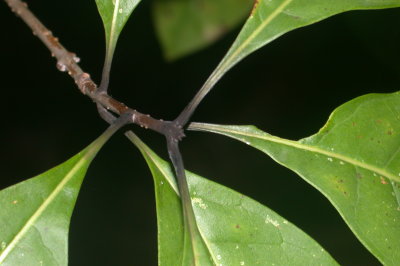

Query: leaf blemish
(250, 0), (260, 17)
(192, 197), (208, 209)
(380, 176), (388, 185)
(265, 215), (280, 227)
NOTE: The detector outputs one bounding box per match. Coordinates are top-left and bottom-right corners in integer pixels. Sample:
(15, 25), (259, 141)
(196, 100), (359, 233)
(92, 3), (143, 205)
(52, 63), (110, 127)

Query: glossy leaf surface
(190, 92), (400, 265)
(127, 132), (338, 265)
(195, 1), (400, 109)
(0, 128), (117, 265)
(95, 0), (140, 54)
(152, 0), (253, 60)
(95, 0), (141, 90)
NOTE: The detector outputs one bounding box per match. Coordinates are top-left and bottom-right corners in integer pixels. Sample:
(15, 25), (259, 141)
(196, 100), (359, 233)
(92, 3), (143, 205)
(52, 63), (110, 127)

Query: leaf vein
(194, 124), (400, 184)
(0, 150), (92, 263)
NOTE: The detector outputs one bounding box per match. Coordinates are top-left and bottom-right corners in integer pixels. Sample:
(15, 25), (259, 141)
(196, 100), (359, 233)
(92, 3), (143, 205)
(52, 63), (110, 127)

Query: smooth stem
(98, 44), (115, 93)
(97, 110), (130, 144)
(99, 0), (121, 93)
(167, 139), (202, 265)
(175, 60), (227, 127)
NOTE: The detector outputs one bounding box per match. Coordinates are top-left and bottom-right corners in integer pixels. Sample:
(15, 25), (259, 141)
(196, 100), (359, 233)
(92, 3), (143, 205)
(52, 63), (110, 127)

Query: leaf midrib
(135, 138), (219, 265)
(0, 149), (93, 263)
(190, 124), (400, 184)
(218, 0), (293, 73)
(109, 0), (120, 47)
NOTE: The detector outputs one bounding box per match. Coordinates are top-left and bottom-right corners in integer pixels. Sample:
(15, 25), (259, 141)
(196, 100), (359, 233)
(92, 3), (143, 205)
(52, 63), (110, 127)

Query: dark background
(1, 1), (399, 265)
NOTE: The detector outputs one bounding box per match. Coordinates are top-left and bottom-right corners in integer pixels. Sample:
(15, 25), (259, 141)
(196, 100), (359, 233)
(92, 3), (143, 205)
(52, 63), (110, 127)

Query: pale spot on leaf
(192, 197), (208, 209)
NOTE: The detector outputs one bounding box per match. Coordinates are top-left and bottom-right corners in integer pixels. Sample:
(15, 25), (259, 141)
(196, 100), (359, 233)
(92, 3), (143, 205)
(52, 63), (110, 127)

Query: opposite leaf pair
(2, 91), (399, 265)
(93, 0), (400, 264)
(0, 116), (336, 265)
(1, 0), (400, 265)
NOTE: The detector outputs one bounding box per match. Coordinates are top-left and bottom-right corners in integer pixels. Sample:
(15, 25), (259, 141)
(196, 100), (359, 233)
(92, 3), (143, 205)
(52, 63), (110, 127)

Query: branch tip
(5, 0), (188, 141)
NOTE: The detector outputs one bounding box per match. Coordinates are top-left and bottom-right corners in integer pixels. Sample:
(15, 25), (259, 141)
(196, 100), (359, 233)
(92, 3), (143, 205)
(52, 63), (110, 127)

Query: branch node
(6, 0), (184, 140)
(163, 121), (186, 142)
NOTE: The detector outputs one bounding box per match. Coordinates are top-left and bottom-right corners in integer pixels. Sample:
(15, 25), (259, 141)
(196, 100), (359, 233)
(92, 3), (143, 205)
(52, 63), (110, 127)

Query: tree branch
(4, 0), (185, 138)
(5, 0), (206, 262)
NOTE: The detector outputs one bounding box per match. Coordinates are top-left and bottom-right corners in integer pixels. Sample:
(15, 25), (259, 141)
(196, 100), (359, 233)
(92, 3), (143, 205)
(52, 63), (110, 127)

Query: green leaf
(95, 0), (141, 89)
(127, 132), (338, 265)
(195, 0), (400, 107)
(152, 0), (253, 60)
(95, 0), (140, 56)
(0, 127), (117, 265)
(189, 92), (400, 265)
